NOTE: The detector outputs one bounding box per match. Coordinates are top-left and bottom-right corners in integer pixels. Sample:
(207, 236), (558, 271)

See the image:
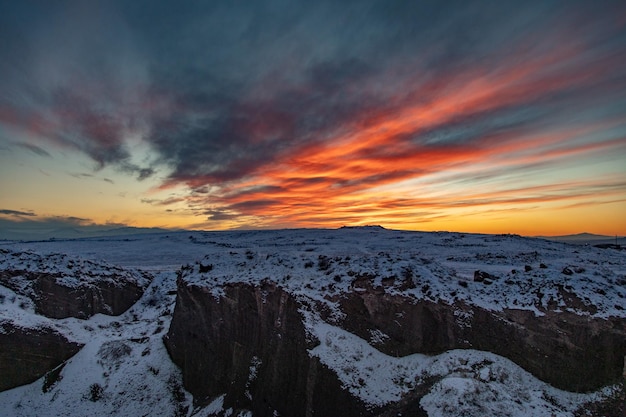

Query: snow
(0, 257), (190, 416)
(0, 248), (151, 293)
(304, 310), (605, 414)
(0, 228), (624, 416)
(171, 229), (625, 319)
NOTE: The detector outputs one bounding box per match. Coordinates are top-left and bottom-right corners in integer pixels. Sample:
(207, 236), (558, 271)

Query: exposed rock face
(0, 321), (83, 391)
(29, 271), (146, 319)
(333, 284), (626, 392)
(0, 249), (151, 319)
(165, 279), (371, 417)
(161, 229), (626, 415)
(166, 277), (626, 416)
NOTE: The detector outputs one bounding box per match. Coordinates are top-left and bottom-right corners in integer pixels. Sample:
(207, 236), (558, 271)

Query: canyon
(0, 229), (624, 416)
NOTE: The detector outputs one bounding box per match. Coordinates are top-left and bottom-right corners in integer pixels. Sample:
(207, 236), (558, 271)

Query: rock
(0, 321), (83, 391)
(525, 265), (533, 272)
(166, 276), (626, 415)
(165, 279), (370, 417)
(331, 289), (625, 392)
(474, 270), (497, 283)
(0, 250), (151, 319)
(562, 267), (574, 276)
(31, 272), (146, 319)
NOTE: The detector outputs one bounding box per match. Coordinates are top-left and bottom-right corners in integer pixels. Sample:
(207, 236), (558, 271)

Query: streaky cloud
(0, 209), (37, 217)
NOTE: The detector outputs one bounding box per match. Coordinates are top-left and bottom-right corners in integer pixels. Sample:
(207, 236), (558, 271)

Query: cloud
(204, 209), (238, 222)
(0, 1), (625, 230)
(0, 0), (154, 175)
(69, 172), (94, 179)
(141, 197), (186, 206)
(0, 214), (137, 240)
(0, 209), (36, 217)
(68, 172), (116, 184)
(14, 142), (51, 157)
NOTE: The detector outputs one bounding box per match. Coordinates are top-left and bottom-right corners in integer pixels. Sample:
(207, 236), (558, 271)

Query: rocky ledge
(0, 249), (152, 319)
(0, 321), (83, 391)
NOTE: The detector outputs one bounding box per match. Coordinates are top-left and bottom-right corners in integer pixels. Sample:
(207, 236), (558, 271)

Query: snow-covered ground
(0, 233), (197, 416)
(177, 227), (626, 319)
(306, 316), (614, 416)
(0, 227), (624, 416)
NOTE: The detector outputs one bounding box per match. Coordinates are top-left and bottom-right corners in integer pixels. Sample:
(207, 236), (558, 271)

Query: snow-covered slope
(0, 228), (624, 416)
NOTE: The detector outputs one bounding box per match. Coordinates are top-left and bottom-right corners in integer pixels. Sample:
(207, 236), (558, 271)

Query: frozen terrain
(0, 227), (624, 416)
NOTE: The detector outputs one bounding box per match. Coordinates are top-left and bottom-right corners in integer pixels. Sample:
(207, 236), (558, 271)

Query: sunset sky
(1, 0), (625, 236)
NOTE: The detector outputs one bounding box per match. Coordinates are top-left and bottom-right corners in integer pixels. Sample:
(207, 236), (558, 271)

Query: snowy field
(0, 227), (624, 416)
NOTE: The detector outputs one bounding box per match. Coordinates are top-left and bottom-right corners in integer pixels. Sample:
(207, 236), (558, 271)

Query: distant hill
(539, 233), (625, 245)
(0, 225), (175, 241)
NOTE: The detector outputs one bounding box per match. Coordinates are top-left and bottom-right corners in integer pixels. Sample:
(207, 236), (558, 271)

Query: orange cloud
(189, 46), (626, 233)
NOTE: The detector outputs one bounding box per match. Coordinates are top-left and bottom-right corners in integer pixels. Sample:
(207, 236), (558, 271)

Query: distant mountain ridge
(0, 225), (175, 241)
(539, 232), (625, 245)
(2, 222), (624, 244)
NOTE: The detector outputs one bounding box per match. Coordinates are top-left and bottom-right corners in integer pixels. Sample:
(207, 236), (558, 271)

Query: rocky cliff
(165, 279), (371, 417)
(0, 321), (83, 391)
(0, 249), (151, 319)
(164, 229), (626, 416)
(166, 277), (626, 416)
(331, 282), (625, 392)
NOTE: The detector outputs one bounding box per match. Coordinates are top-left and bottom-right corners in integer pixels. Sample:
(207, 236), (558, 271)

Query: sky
(1, 0), (625, 237)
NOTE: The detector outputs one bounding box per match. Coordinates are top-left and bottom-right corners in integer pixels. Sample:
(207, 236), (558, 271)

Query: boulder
(473, 270), (497, 283)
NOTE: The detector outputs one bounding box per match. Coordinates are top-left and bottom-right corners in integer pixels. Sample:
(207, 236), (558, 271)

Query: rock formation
(0, 249), (151, 319)
(332, 282), (626, 392)
(29, 271), (147, 318)
(165, 279), (371, 417)
(166, 276), (626, 416)
(0, 321), (83, 391)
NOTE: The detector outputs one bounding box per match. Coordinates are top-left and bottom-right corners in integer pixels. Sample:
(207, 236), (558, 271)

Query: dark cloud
(136, 167), (155, 181)
(69, 172), (94, 179)
(141, 197), (186, 206)
(0, 215), (150, 240)
(0, 209), (36, 217)
(191, 186), (210, 194)
(204, 209), (238, 222)
(15, 142), (51, 157)
(68, 172), (116, 184)
(229, 200), (282, 211)
(0, 214), (95, 239)
(0, 0), (625, 229)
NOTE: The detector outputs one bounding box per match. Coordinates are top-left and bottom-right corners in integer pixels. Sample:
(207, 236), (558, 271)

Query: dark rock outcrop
(165, 279), (371, 417)
(332, 286), (626, 392)
(0, 250), (151, 319)
(31, 272), (146, 319)
(473, 270), (497, 283)
(0, 321), (83, 391)
(166, 277), (626, 415)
